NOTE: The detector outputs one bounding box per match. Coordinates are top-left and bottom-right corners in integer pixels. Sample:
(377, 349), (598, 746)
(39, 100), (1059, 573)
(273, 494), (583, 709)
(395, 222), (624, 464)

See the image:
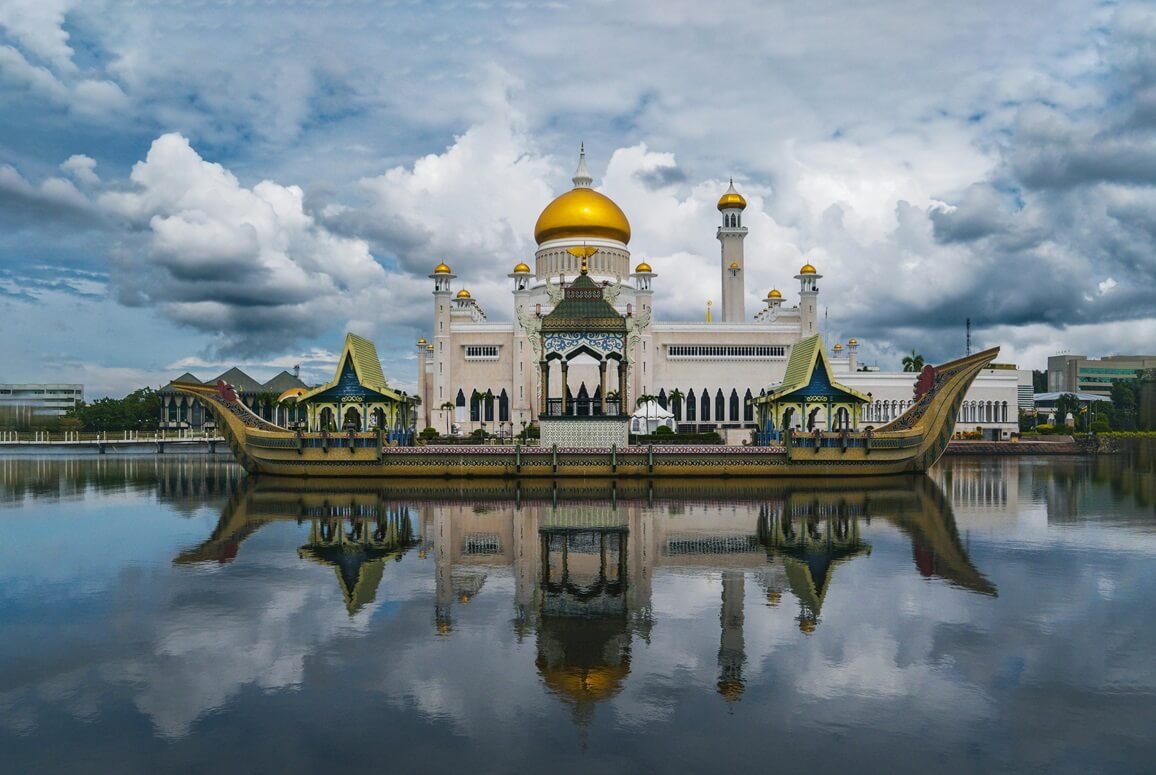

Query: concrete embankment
(945, 437), (1091, 456)
(0, 440), (227, 455)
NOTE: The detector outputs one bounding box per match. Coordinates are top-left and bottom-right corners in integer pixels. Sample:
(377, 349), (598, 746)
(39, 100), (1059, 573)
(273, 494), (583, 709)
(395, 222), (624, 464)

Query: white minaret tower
(510, 261), (534, 428)
(631, 260), (656, 396)
(717, 179), (748, 323)
(430, 261), (456, 429)
(796, 261), (821, 336)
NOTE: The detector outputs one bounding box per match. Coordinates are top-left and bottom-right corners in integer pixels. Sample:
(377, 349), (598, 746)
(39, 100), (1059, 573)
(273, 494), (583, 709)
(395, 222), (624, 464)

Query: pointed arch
(499, 389), (509, 422)
(686, 389), (697, 421)
(700, 389), (711, 422)
(728, 388), (739, 422)
(743, 388), (754, 422)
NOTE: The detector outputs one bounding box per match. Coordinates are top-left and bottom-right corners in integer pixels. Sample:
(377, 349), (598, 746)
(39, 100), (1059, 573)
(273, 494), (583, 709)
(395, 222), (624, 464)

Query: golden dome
(513, 262), (531, 273)
(717, 178), (747, 211)
(433, 262), (452, 274)
(848, 338), (858, 346)
(634, 262), (652, 273)
(833, 343), (843, 351)
(456, 289), (471, 299)
(729, 261), (739, 269)
(800, 263), (817, 275)
(534, 187), (631, 245)
(426, 344), (433, 351)
(767, 288), (783, 299)
(539, 664), (630, 704)
(417, 338), (427, 345)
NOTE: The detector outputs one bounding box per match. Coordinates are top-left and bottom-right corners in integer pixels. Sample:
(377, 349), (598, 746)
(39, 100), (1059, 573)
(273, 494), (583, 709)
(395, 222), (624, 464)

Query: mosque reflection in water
(177, 475), (996, 719)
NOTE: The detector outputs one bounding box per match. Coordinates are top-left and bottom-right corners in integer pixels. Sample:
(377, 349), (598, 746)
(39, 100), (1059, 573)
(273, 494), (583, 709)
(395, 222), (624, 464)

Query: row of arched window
(456, 388), (511, 422)
(863, 399), (1010, 424)
(656, 387), (755, 424)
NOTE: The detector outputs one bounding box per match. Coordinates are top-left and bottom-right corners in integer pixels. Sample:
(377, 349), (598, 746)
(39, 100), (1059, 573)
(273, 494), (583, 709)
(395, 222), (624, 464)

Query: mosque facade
(416, 149), (1018, 441)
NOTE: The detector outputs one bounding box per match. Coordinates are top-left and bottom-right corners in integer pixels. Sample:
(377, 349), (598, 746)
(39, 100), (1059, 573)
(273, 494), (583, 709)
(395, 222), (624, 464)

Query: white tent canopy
(631, 399), (675, 434)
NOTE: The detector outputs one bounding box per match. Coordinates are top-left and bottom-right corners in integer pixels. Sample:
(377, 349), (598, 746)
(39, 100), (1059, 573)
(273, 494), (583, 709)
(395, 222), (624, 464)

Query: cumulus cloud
(99, 133), (422, 357)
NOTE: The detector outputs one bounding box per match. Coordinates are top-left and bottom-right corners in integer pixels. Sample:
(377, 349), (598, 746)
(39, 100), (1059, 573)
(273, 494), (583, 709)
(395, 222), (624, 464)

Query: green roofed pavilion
(754, 335), (870, 434)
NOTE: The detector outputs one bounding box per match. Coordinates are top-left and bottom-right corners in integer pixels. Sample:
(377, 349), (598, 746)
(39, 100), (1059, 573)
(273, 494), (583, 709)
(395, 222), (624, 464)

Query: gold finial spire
(566, 244), (598, 275)
(706, 299), (713, 323)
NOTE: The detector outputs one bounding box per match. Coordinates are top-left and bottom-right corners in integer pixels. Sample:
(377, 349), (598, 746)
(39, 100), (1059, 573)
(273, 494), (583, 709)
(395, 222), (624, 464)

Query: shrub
(653, 425), (674, 435)
(1090, 418), (1110, 433)
(418, 426), (440, 441)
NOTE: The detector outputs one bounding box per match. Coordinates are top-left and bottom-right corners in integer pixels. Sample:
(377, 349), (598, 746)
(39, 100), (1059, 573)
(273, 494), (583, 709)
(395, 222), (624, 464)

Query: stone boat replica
(171, 334), (999, 478)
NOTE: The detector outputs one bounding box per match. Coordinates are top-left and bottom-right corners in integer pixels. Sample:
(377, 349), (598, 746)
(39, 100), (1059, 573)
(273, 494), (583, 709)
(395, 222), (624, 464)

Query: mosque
(416, 148), (1019, 442)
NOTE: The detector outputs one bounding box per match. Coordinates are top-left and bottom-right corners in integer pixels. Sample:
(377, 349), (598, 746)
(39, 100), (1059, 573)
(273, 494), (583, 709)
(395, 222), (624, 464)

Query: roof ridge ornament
(572, 142), (593, 188)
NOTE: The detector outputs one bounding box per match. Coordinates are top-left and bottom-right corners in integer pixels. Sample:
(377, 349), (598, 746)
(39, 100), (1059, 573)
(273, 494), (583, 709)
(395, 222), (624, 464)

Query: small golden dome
(729, 261), (739, 269)
(634, 262), (652, 273)
(834, 343), (843, 351)
(427, 344), (433, 351)
(800, 263), (817, 275)
(456, 289), (471, 299)
(848, 338), (858, 346)
(767, 288), (783, 299)
(534, 188), (631, 245)
(799, 619), (817, 634)
(417, 338), (427, 344)
(717, 179), (747, 211)
(433, 262), (452, 274)
(513, 262), (531, 273)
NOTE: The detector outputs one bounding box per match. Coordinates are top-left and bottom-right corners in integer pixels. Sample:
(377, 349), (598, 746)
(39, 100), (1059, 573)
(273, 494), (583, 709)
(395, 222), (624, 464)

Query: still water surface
(1, 451), (1154, 773)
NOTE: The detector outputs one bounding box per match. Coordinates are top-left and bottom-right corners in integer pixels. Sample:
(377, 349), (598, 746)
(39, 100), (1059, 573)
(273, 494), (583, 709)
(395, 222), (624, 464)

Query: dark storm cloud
(636, 164), (688, 189)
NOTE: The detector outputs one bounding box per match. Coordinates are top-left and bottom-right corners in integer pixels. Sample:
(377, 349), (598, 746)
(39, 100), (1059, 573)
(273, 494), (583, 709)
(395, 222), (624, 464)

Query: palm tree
(667, 388), (685, 423)
(439, 401), (455, 436)
(901, 350), (925, 373)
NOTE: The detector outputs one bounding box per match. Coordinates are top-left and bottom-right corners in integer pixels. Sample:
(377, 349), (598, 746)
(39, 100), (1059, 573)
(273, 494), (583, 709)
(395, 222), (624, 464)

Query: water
(0, 449), (1154, 774)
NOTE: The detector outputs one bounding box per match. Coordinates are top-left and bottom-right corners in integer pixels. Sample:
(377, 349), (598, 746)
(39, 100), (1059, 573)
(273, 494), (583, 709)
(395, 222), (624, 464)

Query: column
(599, 360), (608, 415)
(618, 358), (628, 415)
(560, 361), (570, 415)
(540, 360), (549, 415)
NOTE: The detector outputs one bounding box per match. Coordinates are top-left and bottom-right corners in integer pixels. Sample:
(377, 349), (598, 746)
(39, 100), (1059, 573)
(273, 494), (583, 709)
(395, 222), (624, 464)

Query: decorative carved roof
(540, 272), (627, 333)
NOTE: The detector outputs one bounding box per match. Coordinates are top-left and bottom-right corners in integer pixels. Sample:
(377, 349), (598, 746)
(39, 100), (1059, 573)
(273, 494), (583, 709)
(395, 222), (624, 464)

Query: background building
(1047, 354), (1156, 397)
(159, 368), (308, 431)
(0, 384), (83, 420)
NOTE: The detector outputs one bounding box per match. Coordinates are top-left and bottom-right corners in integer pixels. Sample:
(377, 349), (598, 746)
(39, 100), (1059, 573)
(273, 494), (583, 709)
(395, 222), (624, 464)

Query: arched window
(686, 389), (697, 421)
(658, 388), (668, 409)
(484, 391), (495, 422)
(672, 391), (682, 421)
(701, 389), (711, 422)
(743, 389), (754, 422)
(470, 391), (481, 422)
(499, 389), (509, 422)
(719, 389), (730, 421)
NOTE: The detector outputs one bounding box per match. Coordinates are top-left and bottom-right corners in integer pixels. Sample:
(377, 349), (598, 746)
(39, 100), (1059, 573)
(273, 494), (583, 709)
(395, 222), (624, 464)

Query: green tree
(1032, 370), (1048, 392)
(1110, 379), (1139, 431)
(69, 387), (160, 432)
(901, 350), (925, 373)
(1053, 393), (1080, 430)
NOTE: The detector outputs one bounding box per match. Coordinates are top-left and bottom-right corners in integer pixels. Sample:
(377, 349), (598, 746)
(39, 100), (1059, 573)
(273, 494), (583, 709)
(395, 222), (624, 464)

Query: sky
(1, 0), (1155, 398)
